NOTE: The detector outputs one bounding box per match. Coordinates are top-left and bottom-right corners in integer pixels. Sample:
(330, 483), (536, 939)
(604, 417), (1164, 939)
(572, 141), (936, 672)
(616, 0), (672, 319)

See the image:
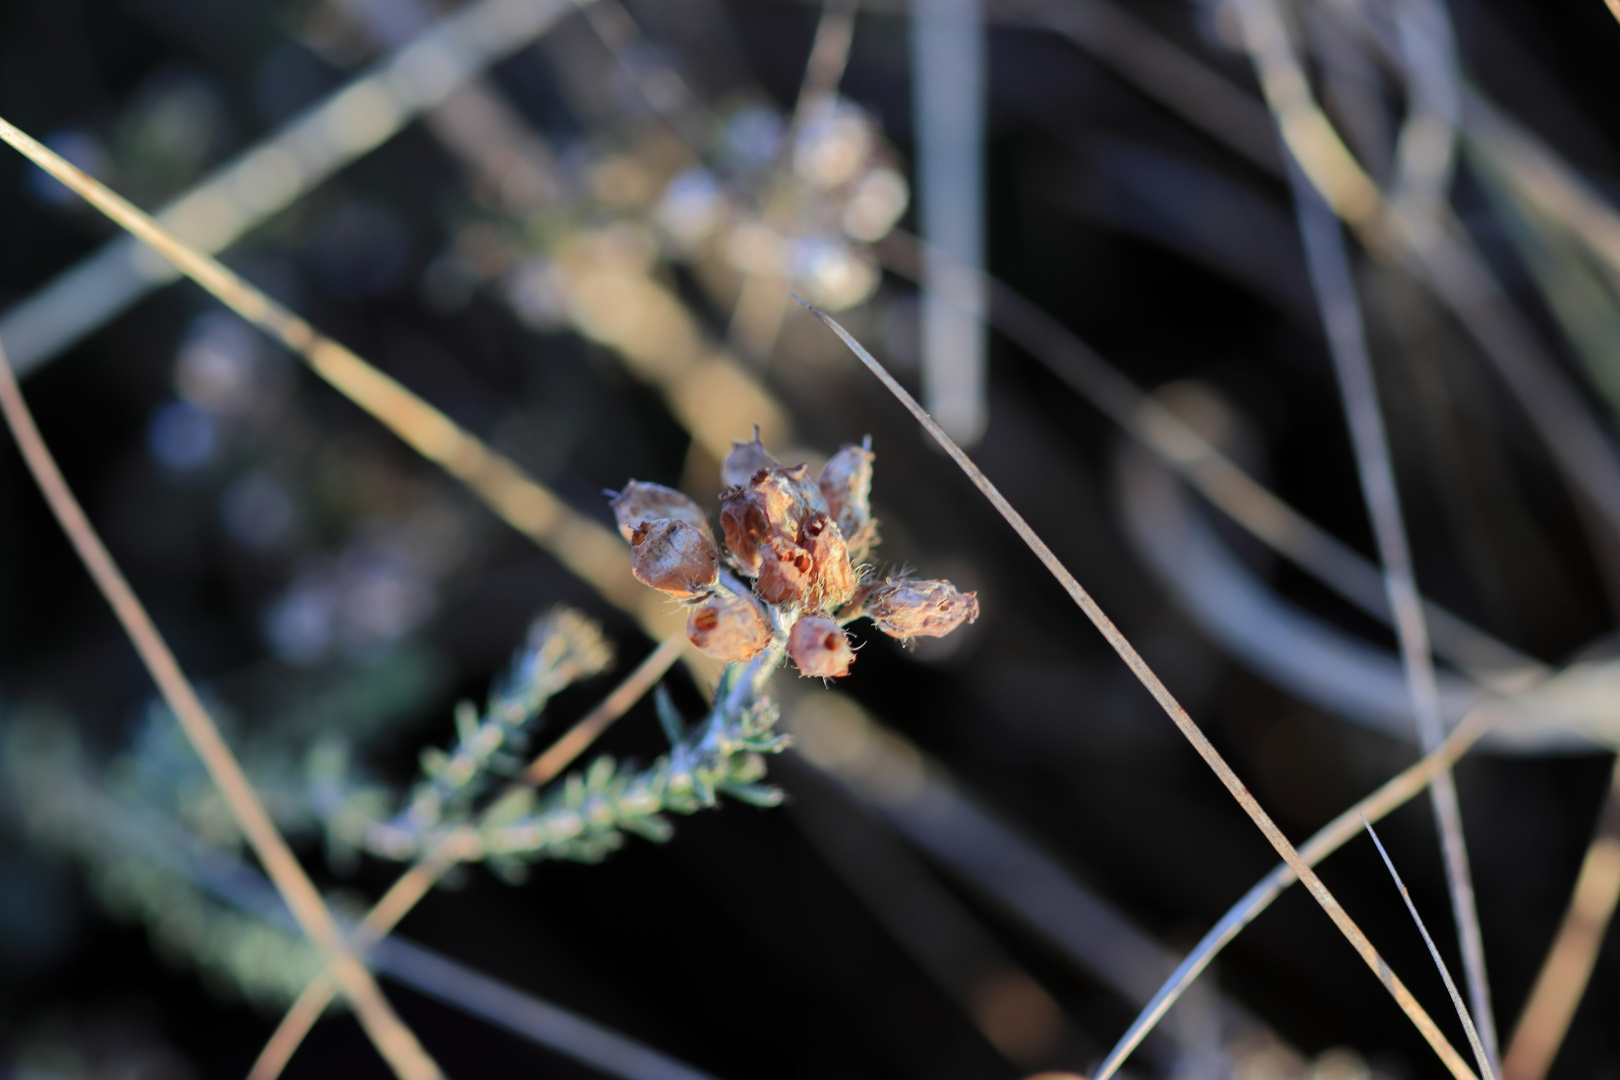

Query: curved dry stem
(0, 346), (442, 1080)
(250, 633), (689, 1079)
(801, 299), (1479, 1080)
(1365, 818), (1498, 1080)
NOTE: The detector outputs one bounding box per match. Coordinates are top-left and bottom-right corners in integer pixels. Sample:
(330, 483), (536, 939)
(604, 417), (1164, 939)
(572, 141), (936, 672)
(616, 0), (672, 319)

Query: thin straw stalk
(0, 346), (442, 1080)
(1364, 818), (1498, 1080)
(1288, 154), (1499, 1066)
(800, 299), (1479, 1080)
(1095, 711), (1492, 1080)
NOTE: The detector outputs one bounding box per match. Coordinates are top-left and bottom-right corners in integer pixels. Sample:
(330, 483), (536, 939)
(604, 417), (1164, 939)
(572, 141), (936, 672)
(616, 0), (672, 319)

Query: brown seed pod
(609, 481), (710, 542)
(721, 429), (780, 490)
(800, 512), (858, 610)
(756, 535), (815, 605)
(719, 487), (771, 574)
(788, 614), (856, 678)
(817, 441), (874, 539)
(866, 579), (979, 639)
(629, 518), (719, 599)
(686, 590), (772, 662)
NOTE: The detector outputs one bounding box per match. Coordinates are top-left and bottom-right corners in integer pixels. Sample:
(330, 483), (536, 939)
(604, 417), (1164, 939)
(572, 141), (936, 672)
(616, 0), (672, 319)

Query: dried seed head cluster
(610, 429), (978, 678)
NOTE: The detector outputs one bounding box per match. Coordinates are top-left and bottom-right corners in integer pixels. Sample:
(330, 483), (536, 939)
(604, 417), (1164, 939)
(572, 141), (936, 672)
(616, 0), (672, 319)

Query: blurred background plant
(7, 0), (1620, 1077)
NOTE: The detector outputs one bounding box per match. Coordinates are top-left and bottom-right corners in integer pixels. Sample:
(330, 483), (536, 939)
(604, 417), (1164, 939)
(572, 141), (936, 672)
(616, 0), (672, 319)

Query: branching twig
(249, 633), (689, 1079)
(800, 299), (1481, 1080)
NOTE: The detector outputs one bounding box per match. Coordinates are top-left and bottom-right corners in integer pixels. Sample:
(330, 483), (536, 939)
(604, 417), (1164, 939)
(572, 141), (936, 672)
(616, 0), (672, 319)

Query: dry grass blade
(1290, 156), (1499, 1067)
(1094, 711), (1493, 1080)
(250, 633), (689, 1079)
(0, 113), (652, 627)
(1364, 817), (1498, 1080)
(1502, 757), (1620, 1080)
(0, 346), (442, 1080)
(798, 298), (1480, 1080)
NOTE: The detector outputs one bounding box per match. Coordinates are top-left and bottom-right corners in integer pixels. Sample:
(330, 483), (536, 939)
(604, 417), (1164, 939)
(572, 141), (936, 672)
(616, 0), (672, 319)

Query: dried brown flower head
(788, 614), (855, 678)
(686, 591), (772, 662)
(865, 579), (979, 640)
(610, 481), (711, 542)
(719, 464), (826, 575)
(629, 518), (719, 599)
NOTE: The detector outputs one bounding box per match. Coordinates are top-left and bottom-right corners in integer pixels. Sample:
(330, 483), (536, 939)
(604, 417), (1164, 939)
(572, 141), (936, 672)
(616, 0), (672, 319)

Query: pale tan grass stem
(0, 345), (443, 1080)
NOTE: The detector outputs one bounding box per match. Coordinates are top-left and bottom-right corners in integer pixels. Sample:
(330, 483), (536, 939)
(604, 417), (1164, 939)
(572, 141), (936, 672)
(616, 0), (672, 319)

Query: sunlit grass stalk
(1502, 758), (1620, 1080)
(1287, 150), (1499, 1066)
(0, 343), (443, 1080)
(1094, 711), (1492, 1079)
(1364, 817), (1498, 1080)
(801, 298), (1481, 1080)
(0, 114), (650, 624)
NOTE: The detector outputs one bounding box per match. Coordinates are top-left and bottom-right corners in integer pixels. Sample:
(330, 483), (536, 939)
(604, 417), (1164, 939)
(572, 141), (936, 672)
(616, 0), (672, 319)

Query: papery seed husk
(629, 518), (719, 599)
(801, 512), (858, 610)
(687, 591), (771, 662)
(788, 614), (855, 678)
(818, 442), (874, 539)
(719, 488), (771, 574)
(756, 535), (814, 605)
(866, 579), (979, 639)
(721, 431), (780, 490)
(610, 481), (710, 542)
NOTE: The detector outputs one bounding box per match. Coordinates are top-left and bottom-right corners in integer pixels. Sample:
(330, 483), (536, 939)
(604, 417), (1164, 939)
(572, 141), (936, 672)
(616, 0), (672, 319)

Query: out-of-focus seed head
(817, 442), (874, 539)
(866, 579), (979, 639)
(686, 590), (771, 662)
(801, 512), (857, 609)
(629, 518), (719, 599)
(610, 481), (710, 542)
(721, 429), (780, 490)
(756, 535), (814, 605)
(788, 614), (855, 678)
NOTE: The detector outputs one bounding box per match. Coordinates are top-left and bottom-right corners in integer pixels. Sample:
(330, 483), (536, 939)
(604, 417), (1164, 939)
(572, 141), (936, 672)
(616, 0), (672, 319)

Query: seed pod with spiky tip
(818, 441), (874, 538)
(866, 579), (979, 639)
(687, 590), (772, 662)
(756, 535), (815, 605)
(800, 511), (858, 610)
(629, 519), (719, 599)
(609, 481), (711, 542)
(721, 428), (780, 490)
(788, 614), (856, 678)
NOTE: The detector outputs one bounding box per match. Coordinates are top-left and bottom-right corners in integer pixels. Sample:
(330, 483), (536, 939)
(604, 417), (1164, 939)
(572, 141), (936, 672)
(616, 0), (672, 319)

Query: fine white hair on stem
(1364, 816), (1498, 1080)
(1287, 144), (1500, 1068)
(797, 295), (1481, 1080)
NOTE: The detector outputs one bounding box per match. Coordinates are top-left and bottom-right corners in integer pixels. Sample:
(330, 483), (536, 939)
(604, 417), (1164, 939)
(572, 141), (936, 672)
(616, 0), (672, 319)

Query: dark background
(2, 0), (1620, 1076)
